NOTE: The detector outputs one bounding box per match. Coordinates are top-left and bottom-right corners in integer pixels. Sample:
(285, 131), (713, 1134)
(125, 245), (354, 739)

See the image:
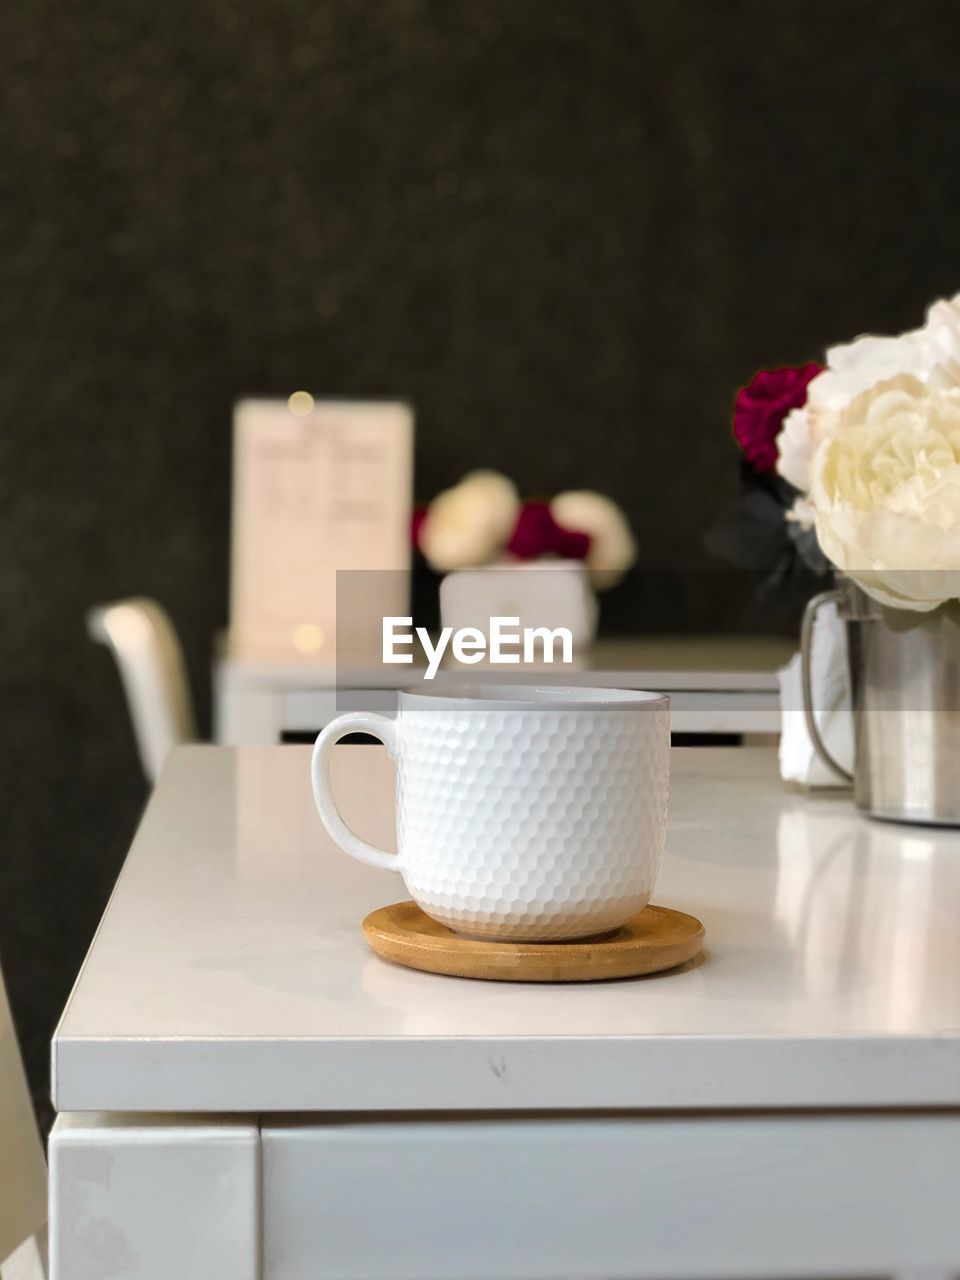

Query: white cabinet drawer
(262, 1114), (960, 1280)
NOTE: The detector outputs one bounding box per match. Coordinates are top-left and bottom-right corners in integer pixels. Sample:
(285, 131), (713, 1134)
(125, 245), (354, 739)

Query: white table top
(54, 745), (960, 1113)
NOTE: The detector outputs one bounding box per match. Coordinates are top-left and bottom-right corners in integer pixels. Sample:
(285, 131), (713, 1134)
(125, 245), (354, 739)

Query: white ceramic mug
(311, 685), (670, 941)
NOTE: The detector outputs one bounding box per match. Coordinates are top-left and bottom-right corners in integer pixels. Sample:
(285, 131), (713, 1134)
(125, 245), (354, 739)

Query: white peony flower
(775, 291), (960, 498)
(776, 406), (815, 491)
(419, 469), (519, 571)
(811, 332), (928, 413)
(810, 375), (960, 611)
(917, 294), (960, 385)
(803, 292), (960, 431)
(550, 491), (637, 590)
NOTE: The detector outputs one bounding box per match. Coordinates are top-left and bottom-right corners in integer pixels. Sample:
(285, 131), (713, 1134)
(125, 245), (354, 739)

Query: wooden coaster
(362, 901), (705, 983)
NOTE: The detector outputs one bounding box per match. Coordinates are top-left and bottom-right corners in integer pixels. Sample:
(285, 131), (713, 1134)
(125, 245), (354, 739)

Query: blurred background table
(213, 634), (796, 745)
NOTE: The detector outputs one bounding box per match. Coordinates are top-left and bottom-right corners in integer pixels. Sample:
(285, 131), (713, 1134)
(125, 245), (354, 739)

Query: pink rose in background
(733, 363), (823, 474)
(506, 501), (591, 561)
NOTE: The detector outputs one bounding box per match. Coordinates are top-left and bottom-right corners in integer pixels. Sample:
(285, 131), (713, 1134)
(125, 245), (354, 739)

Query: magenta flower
(506, 501), (591, 561)
(732, 363), (823, 474)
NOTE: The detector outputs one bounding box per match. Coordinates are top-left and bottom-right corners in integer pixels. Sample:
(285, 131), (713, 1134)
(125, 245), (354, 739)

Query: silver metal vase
(802, 579), (960, 826)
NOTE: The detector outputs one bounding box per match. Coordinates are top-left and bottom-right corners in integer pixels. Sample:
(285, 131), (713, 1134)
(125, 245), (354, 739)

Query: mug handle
(800, 589), (854, 784)
(311, 712), (402, 872)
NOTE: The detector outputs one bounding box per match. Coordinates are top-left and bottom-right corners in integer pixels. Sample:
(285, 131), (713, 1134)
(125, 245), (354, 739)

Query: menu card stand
(229, 398), (413, 662)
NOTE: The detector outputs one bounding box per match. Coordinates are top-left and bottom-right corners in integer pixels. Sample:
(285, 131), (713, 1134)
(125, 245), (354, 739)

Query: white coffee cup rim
(399, 684), (669, 711)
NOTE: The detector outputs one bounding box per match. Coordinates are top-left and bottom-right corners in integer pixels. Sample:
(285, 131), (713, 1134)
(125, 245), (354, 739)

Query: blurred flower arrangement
(413, 470), (637, 590)
(711, 290), (960, 614)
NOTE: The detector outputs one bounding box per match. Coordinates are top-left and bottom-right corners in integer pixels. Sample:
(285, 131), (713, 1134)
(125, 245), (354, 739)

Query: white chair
(87, 599), (197, 785)
(0, 966), (46, 1280)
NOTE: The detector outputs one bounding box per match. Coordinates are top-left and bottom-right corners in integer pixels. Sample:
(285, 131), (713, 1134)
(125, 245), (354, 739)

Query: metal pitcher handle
(800, 589), (854, 784)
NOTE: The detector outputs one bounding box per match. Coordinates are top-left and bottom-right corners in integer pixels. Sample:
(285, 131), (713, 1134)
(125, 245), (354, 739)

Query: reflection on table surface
(773, 801), (957, 1032)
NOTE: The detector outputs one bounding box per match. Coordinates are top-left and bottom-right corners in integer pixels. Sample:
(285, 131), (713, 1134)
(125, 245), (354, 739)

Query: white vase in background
(438, 560), (598, 664)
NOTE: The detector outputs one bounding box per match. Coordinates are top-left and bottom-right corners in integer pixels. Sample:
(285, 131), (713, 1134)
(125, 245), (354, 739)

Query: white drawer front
(263, 1114), (960, 1280)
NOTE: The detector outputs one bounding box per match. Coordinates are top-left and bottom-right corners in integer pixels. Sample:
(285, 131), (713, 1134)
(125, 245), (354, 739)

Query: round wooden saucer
(362, 901), (705, 983)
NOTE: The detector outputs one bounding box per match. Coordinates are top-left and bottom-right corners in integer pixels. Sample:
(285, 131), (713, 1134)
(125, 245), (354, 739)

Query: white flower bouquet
(727, 293), (960, 817)
(413, 470), (637, 591)
(769, 293), (960, 612)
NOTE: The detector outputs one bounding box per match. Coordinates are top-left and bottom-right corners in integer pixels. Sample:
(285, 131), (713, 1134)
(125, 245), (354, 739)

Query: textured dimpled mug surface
(311, 685), (670, 941)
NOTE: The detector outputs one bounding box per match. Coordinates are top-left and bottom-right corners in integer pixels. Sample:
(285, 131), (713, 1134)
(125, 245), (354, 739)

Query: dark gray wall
(4, 0), (960, 1126)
